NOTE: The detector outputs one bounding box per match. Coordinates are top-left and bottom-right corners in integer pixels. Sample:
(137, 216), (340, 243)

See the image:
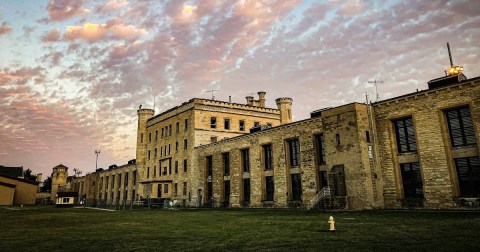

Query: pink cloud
(0, 22), (12, 36)
(41, 28), (61, 42)
(64, 20), (147, 42)
(45, 0), (89, 21)
(95, 0), (128, 13)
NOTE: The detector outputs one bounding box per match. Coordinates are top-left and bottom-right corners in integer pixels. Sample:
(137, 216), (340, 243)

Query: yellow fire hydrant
(328, 216), (336, 231)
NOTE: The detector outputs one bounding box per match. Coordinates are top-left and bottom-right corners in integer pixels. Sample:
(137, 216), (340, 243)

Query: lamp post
(95, 150), (100, 172)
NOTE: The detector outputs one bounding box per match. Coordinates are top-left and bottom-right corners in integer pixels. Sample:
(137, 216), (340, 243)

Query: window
(400, 163), (423, 198)
(154, 148), (157, 157)
(124, 173), (128, 188)
(211, 117), (217, 128)
(454, 156), (480, 197)
(291, 174), (302, 201)
(224, 180), (230, 204)
(169, 162), (172, 174)
(445, 106), (476, 147)
(147, 167), (150, 179)
(254, 121), (260, 127)
(263, 144), (273, 170)
(206, 156), (213, 176)
(153, 165), (156, 177)
(242, 149), (250, 172)
(148, 150), (151, 160)
(267, 123), (272, 127)
(288, 139), (300, 167)
(155, 130), (158, 141)
(168, 144), (171, 155)
(164, 184), (169, 193)
(161, 128), (164, 138)
(63, 198), (70, 203)
(176, 122), (180, 134)
(265, 176), (274, 201)
(174, 183), (178, 196)
(243, 178), (250, 202)
(394, 117), (417, 153)
(175, 161), (178, 174)
(223, 152), (230, 175)
(366, 131), (370, 143)
(211, 136), (217, 143)
(315, 134), (326, 164)
(149, 133), (152, 143)
(184, 139), (188, 150)
(175, 141), (179, 152)
(140, 133), (143, 143)
(239, 120), (245, 131)
(183, 159), (188, 173)
(183, 182), (187, 196)
(169, 125), (172, 136)
(335, 133), (341, 146)
(224, 118), (231, 130)
(133, 171), (137, 184)
(184, 119), (188, 131)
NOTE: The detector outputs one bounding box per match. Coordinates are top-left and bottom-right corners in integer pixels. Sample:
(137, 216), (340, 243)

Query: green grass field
(1, 207), (479, 251)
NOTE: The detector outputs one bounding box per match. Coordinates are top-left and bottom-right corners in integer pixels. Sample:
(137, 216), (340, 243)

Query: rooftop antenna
(203, 89), (219, 100)
(368, 79), (384, 102)
(153, 97), (156, 113)
(446, 42), (464, 76)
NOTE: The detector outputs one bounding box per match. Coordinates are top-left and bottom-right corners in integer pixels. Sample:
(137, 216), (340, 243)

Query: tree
(42, 177), (52, 192)
(23, 169), (37, 182)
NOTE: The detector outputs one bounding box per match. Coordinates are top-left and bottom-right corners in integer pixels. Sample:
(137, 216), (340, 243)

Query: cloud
(95, 0), (128, 13)
(45, 0), (89, 21)
(64, 20), (147, 42)
(0, 22), (12, 36)
(41, 28), (62, 42)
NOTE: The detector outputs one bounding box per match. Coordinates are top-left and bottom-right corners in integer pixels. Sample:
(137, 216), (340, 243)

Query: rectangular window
(63, 198), (70, 203)
(394, 117), (417, 153)
(267, 123), (272, 127)
(168, 144), (171, 155)
(254, 121), (260, 127)
(184, 139), (188, 150)
(291, 174), (302, 201)
(224, 180), (230, 204)
(184, 119), (188, 131)
(161, 128), (164, 138)
(211, 117), (217, 128)
(206, 156), (213, 176)
(288, 139), (300, 167)
(335, 133), (341, 146)
(243, 178), (250, 202)
(241, 149), (250, 172)
(175, 161), (178, 174)
(148, 150), (151, 160)
(133, 171), (137, 184)
(164, 184), (168, 193)
(239, 120), (245, 131)
(124, 173), (128, 188)
(366, 131), (370, 143)
(400, 163), (423, 198)
(154, 148), (157, 157)
(211, 136), (217, 143)
(147, 167), (150, 179)
(149, 133), (151, 143)
(223, 152), (230, 175)
(445, 106), (477, 147)
(224, 118), (231, 130)
(140, 133), (143, 143)
(265, 176), (274, 201)
(263, 144), (273, 170)
(169, 125), (172, 136)
(175, 141), (179, 152)
(454, 156), (480, 197)
(153, 165), (156, 177)
(183, 182), (187, 196)
(174, 183), (178, 196)
(184, 159), (188, 173)
(176, 122), (180, 134)
(155, 130), (158, 141)
(315, 134), (326, 164)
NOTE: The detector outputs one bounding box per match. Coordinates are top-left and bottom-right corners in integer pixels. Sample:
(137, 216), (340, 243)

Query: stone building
(373, 74), (480, 208)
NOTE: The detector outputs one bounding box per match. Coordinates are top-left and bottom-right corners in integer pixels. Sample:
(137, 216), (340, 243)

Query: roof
(0, 181), (16, 188)
(57, 191), (78, 197)
(0, 173), (39, 186)
(53, 164), (68, 170)
(0, 165), (23, 177)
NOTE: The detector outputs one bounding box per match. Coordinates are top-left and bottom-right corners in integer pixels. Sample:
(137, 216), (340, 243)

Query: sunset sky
(1, 0), (479, 179)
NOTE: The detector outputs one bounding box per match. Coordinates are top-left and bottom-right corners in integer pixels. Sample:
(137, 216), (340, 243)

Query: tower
(50, 164), (68, 199)
(275, 97), (293, 125)
(258, 91), (266, 108)
(136, 107), (154, 195)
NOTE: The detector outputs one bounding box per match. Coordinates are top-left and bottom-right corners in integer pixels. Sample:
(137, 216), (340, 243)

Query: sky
(0, 0), (479, 179)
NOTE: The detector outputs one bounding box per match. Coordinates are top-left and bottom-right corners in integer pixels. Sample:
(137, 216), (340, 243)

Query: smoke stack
(258, 91), (266, 107)
(245, 96), (254, 106)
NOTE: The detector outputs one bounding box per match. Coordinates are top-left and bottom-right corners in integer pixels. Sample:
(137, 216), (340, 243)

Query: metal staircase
(307, 186), (330, 210)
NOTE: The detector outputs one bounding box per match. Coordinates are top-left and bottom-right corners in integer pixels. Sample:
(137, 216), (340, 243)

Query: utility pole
(95, 150), (101, 172)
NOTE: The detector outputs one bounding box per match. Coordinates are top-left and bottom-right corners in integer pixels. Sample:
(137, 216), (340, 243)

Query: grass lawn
(1, 207), (479, 251)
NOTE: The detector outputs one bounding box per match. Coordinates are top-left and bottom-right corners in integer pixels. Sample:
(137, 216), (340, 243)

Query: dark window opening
(224, 118), (230, 130)
(265, 176), (274, 201)
(242, 149), (250, 172)
(176, 122), (180, 134)
(184, 139), (188, 150)
(224, 180), (230, 205)
(288, 139), (300, 167)
(400, 162), (423, 198)
(147, 167), (150, 179)
(239, 120), (245, 131)
(455, 156), (480, 197)
(211, 117), (217, 128)
(335, 133), (340, 146)
(184, 119), (188, 131)
(254, 121), (260, 127)
(206, 156), (213, 176)
(394, 117), (417, 153)
(211, 136), (217, 143)
(175, 161), (178, 174)
(291, 174), (302, 201)
(366, 131), (370, 143)
(446, 106), (477, 147)
(243, 178), (250, 202)
(223, 152), (230, 176)
(183, 159), (188, 173)
(264, 144), (273, 170)
(315, 134), (326, 165)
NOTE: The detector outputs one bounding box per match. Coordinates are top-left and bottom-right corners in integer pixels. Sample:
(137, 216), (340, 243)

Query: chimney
(245, 96), (254, 106)
(258, 91), (266, 107)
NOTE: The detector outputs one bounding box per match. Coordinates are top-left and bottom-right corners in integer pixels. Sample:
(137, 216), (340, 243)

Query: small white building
(55, 192), (78, 207)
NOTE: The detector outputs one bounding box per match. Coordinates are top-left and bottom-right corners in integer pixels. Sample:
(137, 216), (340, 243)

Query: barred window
(400, 162), (423, 198)
(445, 106), (477, 147)
(394, 117), (417, 153)
(288, 139), (300, 167)
(455, 156), (480, 197)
